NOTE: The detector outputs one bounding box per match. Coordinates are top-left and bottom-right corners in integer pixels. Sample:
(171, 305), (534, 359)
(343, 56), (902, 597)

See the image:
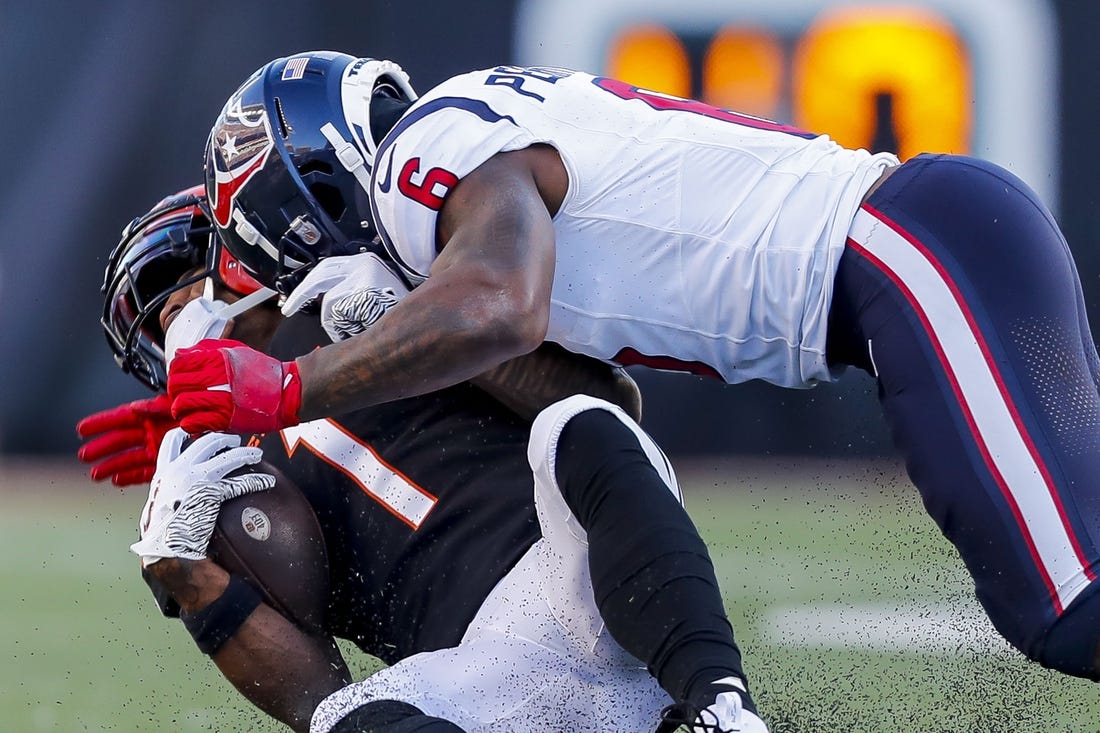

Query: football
(208, 459), (329, 635)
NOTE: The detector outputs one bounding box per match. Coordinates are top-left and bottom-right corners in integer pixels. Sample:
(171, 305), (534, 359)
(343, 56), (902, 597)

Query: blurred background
(1, 0), (1097, 460)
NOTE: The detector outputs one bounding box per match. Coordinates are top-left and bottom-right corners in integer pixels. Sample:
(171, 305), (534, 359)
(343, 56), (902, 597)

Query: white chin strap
(321, 122), (372, 194)
(220, 284), (278, 319)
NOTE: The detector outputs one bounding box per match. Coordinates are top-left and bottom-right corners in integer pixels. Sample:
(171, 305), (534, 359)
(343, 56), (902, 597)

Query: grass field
(3, 456), (1098, 732)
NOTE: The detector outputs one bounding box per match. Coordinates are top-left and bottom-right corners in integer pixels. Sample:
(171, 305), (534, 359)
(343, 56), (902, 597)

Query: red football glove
(76, 393), (178, 487)
(167, 338), (302, 435)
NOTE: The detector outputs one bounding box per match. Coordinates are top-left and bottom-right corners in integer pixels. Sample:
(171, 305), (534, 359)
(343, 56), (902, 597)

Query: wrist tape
(180, 574), (262, 655)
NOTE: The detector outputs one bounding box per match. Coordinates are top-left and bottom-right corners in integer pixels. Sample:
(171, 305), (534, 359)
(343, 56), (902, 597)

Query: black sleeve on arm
(180, 574), (263, 655)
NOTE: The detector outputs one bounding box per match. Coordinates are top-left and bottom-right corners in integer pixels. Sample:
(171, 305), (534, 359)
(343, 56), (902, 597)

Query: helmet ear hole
(308, 181), (347, 222)
(273, 97), (291, 138)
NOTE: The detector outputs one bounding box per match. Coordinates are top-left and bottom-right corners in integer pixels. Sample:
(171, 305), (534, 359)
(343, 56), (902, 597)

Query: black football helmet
(102, 185), (265, 391)
(204, 50), (417, 294)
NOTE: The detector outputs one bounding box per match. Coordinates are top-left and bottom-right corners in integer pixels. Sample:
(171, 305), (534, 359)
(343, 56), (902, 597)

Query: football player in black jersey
(79, 188), (768, 732)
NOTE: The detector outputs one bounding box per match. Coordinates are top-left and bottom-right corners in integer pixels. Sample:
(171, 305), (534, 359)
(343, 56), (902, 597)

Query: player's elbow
(506, 288), (550, 352)
(492, 287), (549, 354)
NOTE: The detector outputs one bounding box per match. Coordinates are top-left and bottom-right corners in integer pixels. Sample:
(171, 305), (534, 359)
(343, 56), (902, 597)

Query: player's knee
(531, 394), (671, 485)
(326, 699), (466, 733)
(1031, 589), (1100, 681)
(527, 394), (682, 533)
(527, 395), (619, 475)
(555, 407), (635, 491)
(561, 409), (680, 517)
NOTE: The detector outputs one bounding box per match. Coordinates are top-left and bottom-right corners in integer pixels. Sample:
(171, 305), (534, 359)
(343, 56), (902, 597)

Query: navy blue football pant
(826, 153), (1100, 679)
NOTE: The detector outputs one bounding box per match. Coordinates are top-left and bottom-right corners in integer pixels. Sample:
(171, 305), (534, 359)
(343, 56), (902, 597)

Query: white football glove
(164, 284), (277, 363)
(130, 428), (274, 568)
(281, 252), (409, 342)
(164, 296), (232, 364)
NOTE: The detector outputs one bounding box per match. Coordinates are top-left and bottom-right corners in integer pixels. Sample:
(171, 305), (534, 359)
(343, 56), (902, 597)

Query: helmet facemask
(102, 188), (214, 391)
(103, 188), (274, 391)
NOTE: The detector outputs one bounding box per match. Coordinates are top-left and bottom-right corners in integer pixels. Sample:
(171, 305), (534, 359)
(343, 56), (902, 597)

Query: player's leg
(312, 416), (679, 733)
(311, 625), (670, 732)
(527, 395), (768, 732)
(828, 153), (1100, 678)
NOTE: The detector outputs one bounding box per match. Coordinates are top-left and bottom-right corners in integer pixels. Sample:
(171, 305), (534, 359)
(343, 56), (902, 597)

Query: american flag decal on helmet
(282, 57), (309, 81)
(207, 94), (275, 229)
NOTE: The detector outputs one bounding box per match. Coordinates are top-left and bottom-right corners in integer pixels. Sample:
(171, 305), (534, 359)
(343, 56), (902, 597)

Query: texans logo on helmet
(208, 94), (275, 229)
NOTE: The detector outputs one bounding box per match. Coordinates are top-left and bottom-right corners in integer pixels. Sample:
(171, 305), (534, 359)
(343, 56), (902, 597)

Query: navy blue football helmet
(204, 50), (417, 294)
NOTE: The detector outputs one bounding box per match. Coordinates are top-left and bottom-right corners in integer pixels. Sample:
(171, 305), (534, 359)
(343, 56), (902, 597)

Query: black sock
(555, 409), (756, 714)
(329, 699), (466, 733)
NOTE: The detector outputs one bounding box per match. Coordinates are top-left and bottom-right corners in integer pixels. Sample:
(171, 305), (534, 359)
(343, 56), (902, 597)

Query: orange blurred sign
(516, 0), (1057, 203)
(603, 6), (970, 159)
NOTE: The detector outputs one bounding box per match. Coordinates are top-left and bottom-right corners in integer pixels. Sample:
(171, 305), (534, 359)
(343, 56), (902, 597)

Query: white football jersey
(370, 65), (899, 388)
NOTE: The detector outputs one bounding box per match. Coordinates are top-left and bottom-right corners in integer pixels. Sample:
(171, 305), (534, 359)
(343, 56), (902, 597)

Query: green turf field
(3, 457), (1097, 732)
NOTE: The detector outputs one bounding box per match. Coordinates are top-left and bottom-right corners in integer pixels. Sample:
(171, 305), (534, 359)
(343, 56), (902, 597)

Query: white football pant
(310, 396), (676, 733)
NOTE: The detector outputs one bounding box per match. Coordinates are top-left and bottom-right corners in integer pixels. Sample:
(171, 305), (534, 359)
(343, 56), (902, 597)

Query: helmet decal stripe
(211, 152), (270, 228)
(208, 97), (276, 228)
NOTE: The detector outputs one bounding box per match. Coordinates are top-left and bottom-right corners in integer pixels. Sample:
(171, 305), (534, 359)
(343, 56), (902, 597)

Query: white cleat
(656, 683), (770, 733)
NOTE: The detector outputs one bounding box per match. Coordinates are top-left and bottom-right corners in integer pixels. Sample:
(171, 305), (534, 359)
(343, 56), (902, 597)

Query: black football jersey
(261, 315), (540, 664)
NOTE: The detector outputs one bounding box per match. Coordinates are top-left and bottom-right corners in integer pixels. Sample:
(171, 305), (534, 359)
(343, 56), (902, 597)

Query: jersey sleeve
(370, 74), (537, 281)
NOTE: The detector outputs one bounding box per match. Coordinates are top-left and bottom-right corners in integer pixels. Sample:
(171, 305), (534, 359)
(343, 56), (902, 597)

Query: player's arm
(148, 558), (349, 733)
(470, 343), (643, 422)
(294, 145), (559, 419)
(282, 238), (640, 422)
(135, 430), (348, 732)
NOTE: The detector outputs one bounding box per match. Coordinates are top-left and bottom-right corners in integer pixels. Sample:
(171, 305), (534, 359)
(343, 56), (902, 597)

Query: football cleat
(656, 687), (770, 733)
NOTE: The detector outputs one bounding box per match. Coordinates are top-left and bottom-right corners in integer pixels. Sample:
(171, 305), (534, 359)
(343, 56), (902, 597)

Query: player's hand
(130, 428), (274, 567)
(76, 394), (178, 487)
(281, 252), (409, 342)
(167, 338), (302, 435)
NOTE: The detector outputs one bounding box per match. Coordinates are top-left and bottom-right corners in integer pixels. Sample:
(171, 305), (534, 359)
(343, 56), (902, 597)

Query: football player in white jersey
(171, 51), (1100, 684)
